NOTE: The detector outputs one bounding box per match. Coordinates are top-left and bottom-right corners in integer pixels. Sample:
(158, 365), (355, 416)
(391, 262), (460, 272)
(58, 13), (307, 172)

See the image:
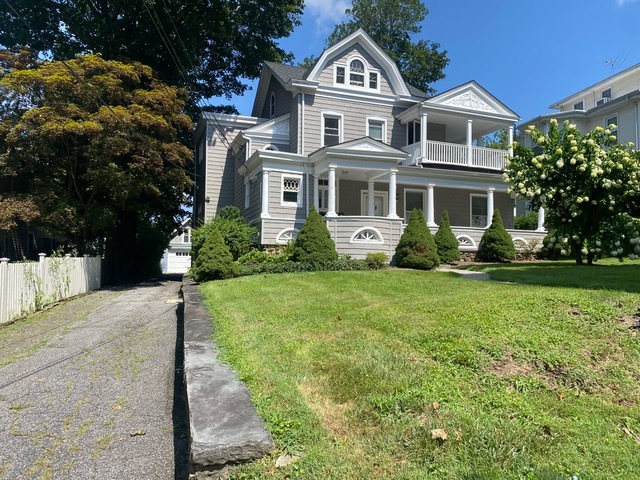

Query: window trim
(601, 87), (612, 99)
(321, 111), (343, 147)
(317, 178), (329, 213)
(470, 194), (488, 228)
(182, 229), (191, 244)
(281, 173), (303, 207)
(332, 56), (380, 92)
(269, 91), (276, 118)
(366, 116), (387, 143)
(360, 190), (388, 217)
(573, 99), (585, 110)
(406, 120), (421, 145)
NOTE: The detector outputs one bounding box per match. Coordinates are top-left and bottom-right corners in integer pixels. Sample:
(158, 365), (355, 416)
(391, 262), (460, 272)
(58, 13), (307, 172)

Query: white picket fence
(0, 254), (102, 325)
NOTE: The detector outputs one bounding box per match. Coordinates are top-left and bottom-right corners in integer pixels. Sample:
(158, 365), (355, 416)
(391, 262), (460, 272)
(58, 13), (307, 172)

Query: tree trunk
(104, 210), (138, 284)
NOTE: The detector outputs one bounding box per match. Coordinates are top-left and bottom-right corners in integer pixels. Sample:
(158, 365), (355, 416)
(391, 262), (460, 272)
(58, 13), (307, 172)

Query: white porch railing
(401, 141), (507, 170)
(0, 254), (102, 325)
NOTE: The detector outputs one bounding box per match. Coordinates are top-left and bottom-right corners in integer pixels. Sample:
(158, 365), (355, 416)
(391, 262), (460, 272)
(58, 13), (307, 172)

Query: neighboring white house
(519, 62), (640, 147)
(193, 29), (543, 258)
(160, 219), (191, 274)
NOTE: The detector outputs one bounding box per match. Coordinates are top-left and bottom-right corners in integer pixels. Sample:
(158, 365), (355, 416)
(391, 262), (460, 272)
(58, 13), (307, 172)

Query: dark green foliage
(192, 206), (256, 262)
(434, 210), (460, 264)
(365, 252), (389, 270)
(238, 259), (371, 276)
(514, 211), (539, 230)
(134, 220), (167, 278)
(291, 207), (338, 263)
(191, 228), (238, 282)
(395, 208), (439, 269)
(476, 210), (516, 262)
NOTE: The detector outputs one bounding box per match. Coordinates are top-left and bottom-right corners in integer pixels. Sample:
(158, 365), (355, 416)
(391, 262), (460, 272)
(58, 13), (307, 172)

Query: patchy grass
(200, 266), (640, 479)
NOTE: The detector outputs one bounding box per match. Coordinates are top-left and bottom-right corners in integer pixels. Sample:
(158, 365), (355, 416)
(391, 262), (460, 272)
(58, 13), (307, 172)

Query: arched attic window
(349, 59), (365, 87)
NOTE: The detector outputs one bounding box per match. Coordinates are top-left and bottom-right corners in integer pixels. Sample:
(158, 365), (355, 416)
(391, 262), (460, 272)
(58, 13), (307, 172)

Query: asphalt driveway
(0, 275), (189, 479)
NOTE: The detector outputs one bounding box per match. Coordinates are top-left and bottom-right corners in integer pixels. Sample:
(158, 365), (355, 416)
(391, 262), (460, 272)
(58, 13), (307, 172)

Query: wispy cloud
(615, 0), (637, 6)
(304, 0), (350, 30)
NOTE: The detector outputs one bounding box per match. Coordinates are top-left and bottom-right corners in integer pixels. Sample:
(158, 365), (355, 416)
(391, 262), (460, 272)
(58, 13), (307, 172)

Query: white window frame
(470, 194), (488, 227)
(269, 91), (276, 118)
(350, 227), (384, 244)
(317, 178), (329, 213)
(332, 56), (380, 92)
(244, 179), (250, 209)
(321, 111), (343, 147)
(573, 99), (585, 110)
(366, 117), (387, 143)
(406, 120), (421, 145)
(281, 173), (303, 207)
(182, 229), (191, 244)
(601, 87), (612, 99)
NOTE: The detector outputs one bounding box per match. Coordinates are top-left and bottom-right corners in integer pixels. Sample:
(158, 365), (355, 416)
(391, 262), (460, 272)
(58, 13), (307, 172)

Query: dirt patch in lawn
(486, 352), (536, 378)
(298, 382), (355, 439)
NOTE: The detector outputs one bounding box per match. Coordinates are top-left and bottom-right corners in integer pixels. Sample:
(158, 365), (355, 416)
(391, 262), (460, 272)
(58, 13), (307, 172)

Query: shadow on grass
(463, 261), (640, 293)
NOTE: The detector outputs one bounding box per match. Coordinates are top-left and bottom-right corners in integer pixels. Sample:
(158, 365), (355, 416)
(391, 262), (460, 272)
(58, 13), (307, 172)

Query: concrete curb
(182, 278), (274, 476)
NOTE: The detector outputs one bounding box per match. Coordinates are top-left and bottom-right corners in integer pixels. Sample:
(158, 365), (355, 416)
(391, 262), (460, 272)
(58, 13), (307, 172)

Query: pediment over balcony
(244, 113), (290, 138)
(336, 137), (404, 154)
(426, 81), (519, 120)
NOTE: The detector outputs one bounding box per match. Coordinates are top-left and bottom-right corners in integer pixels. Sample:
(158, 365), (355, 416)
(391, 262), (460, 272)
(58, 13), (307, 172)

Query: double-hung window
(322, 113), (342, 146)
(349, 59), (365, 86)
(471, 195), (488, 227)
(367, 117), (386, 142)
(282, 175), (302, 206)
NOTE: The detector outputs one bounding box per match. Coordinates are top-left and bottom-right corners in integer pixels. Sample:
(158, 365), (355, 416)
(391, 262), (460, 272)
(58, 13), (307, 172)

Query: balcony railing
(401, 141), (508, 171)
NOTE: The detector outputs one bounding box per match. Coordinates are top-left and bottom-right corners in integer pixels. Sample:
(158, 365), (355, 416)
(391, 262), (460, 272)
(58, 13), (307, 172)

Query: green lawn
(199, 261), (640, 479)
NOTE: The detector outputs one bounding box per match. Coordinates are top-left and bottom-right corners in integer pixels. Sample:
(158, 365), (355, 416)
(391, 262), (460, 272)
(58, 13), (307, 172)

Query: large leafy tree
(0, 54), (192, 279)
(0, 0), (303, 103)
(507, 119), (640, 265)
(325, 0), (448, 94)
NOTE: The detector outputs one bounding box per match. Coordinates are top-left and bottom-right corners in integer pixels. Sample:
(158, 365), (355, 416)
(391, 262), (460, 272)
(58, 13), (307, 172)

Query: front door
(361, 191), (388, 216)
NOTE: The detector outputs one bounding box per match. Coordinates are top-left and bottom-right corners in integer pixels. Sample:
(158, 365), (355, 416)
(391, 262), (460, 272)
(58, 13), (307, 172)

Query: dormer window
(573, 100), (584, 110)
(602, 88), (612, 99)
(349, 59), (365, 86)
(336, 66), (345, 84)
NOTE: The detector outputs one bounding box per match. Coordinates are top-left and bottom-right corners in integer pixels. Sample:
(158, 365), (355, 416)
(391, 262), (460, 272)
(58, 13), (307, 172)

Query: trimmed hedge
(291, 207), (338, 263)
(191, 227), (239, 281)
(238, 259), (371, 276)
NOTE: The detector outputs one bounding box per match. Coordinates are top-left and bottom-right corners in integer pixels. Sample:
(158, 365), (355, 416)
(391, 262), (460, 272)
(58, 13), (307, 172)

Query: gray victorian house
(194, 29), (542, 258)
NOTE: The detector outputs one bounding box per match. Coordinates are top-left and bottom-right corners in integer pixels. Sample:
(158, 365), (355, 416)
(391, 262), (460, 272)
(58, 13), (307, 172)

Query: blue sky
(218, 0), (640, 125)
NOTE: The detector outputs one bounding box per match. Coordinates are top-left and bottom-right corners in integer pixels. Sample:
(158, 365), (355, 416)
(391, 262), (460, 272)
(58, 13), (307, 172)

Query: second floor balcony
(401, 140), (509, 171)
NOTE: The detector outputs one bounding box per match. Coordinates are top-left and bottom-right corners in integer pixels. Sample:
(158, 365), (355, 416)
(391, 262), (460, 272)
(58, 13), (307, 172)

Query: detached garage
(161, 220), (192, 274)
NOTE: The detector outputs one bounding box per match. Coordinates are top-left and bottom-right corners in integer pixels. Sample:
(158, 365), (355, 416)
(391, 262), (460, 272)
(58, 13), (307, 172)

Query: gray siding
(261, 218), (306, 245)
(259, 76), (293, 119)
(266, 171), (308, 219)
(303, 95), (403, 155)
(326, 218), (403, 260)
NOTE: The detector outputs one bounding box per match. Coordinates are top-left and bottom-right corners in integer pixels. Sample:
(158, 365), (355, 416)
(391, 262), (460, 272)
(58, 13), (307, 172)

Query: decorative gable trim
(427, 81), (519, 120)
(306, 29), (410, 98)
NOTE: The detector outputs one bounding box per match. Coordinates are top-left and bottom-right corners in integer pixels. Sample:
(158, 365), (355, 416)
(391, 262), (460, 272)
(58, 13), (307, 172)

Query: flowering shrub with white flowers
(506, 119), (640, 265)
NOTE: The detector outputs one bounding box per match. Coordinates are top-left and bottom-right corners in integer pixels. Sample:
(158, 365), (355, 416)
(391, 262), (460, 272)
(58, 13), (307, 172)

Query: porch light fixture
(341, 170), (349, 175)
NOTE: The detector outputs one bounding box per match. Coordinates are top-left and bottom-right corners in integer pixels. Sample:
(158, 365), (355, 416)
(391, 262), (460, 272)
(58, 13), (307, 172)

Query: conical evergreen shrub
(190, 227), (238, 281)
(434, 210), (461, 264)
(395, 208), (440, 270)
(291, 207), (338, 263)
(476, 209), (516, 262)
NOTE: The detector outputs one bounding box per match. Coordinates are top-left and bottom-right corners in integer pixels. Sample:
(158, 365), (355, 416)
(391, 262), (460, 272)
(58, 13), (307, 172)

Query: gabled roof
(426, 81), (519, 120)
(264, 61), (308, 84)
(306, 29), (412, 98)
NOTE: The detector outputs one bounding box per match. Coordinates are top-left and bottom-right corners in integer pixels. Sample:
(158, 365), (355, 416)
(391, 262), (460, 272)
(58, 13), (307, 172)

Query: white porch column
(419, 110), (428, 165)
(486, 188), (494, 227)
(326, 166), (337, 217)
(260, 169), (271, 218)
(467, 119), (473, 166)
(387, 169), (399, 219)
(426, 183), (436, 226)
(508, 125), (514, 158)
(313, 174), (319, 210)
(536, 207), (546, 232)
(367, 180), (375, 216)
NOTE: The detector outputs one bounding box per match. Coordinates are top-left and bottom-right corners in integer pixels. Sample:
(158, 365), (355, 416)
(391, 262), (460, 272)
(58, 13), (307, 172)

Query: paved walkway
(0, 276), (189, 480)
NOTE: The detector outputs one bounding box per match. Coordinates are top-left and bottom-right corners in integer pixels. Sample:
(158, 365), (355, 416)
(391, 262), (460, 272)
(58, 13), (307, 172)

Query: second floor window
(573, 100), (584, 110)
(323, 115), (341, 146)
(407, 120), (421, 145)
(367, 119), (385, 142)
(182, 229), (191, 243)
